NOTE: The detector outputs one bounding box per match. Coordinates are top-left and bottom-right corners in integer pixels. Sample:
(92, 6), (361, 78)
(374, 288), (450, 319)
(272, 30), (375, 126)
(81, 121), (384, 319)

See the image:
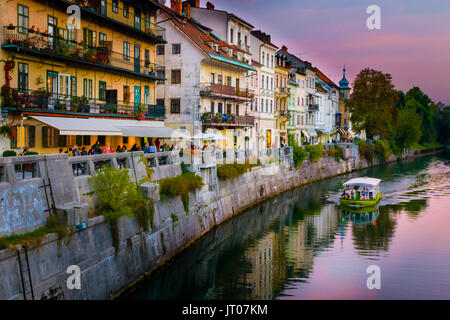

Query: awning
(309, 130), (317, 137)
(301, 130), (310, 139)
(339, 128), (347, 135)
(30, 116), (178, 138)
(119, 126), (174, 138)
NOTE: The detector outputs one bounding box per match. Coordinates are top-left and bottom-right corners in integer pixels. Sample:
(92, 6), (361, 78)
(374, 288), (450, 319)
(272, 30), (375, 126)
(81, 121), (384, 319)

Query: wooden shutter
(28, 126), (35, 148)
(42, 126), (48, 148)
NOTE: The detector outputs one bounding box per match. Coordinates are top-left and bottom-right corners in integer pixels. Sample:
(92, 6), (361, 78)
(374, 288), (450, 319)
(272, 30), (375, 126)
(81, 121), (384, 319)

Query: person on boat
(351, 187), (356, 200)
(363, 188), (369, 200)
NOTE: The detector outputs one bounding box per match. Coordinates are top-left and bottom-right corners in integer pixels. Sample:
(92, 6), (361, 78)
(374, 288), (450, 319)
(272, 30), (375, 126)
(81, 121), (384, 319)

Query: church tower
(339, 66), (350, 99)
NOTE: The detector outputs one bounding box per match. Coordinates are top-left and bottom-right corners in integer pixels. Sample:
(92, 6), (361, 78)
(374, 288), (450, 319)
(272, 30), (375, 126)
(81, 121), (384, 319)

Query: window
(83, 79), (93, 99)
(156, 69), (165, 84)
(230, 28), (234, 44)
(99, 32), (107, 46)
(42, 127), (65, 148)
(112, 0), (118, 13)
(170, 99), (180, 114)
(17, 4), (29, 34)
(70, 76), (77, 97)
(10, 125), (35, 149)
(261, 75), (264, 89)
(210, 101), (215, 114)
(83, 135), (91, 146)
(18, 63), (28, 93)
(237, 32), (241, 46)
(211, 73), (215, 83)
(244, 35), (248, 46)
(171, 70), (181, 84)
(226, 76), (232, 86)
(99, 81), (106, 101)
(145, 49), (150, 67)
(156, 45), (164, 55)
(123, 2), (129, 17)
(123, 41), (130, 60)
(218, 74), (223, 84)
(218, 102), (223, 114)
(262, 52), (265, 65)
(156, 99), (165, 106)
(172, 44), (181, 54)
(123, 85), (130, 103)
(83, 28), (96, 47)
(134, 8), (141, 30)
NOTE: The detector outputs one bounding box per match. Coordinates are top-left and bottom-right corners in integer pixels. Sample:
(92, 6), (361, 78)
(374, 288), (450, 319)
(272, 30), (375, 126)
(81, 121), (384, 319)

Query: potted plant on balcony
(29, 25), (36, 34)
(135, 104), (146, 120)
(225, 113), (233, 124)
(0, 121), (15, 140)
(201, 112), (211, 122)
(213, 112), (222, 124)
(83, 48), (96, 63)
(7, 24), (15, 30)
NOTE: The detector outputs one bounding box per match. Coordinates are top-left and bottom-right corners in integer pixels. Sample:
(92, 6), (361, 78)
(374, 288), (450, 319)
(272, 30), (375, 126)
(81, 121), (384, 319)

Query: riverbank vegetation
(346, 68), (449, 161)
(90, 165), (153, 250)
(293, 145), (309, 168)
(305, 144), (324, 162)
(159, 171), (204, 214)
(326, 145), (344, 162)
(0, 215), (67, 250)
(216, 163), (260, 180)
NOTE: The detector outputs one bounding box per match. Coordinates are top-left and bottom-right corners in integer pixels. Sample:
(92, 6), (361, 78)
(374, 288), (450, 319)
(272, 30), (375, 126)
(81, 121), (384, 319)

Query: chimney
(282, 45), (288, 52)
(170, 0), (182, 15)
(183, 3), (191, 19)
(186, 0), (199, 8)
(206, 1), (215, 10)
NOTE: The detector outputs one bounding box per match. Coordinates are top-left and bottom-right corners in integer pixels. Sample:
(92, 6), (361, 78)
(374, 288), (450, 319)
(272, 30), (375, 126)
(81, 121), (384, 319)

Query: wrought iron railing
(2, 88), (165, 119)
(199, 83), (252, 100)
(2, 26), (165, 80)
(200, 112), (255, 127)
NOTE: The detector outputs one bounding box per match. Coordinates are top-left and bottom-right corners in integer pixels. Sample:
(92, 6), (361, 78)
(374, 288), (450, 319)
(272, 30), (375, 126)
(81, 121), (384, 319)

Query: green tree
(436, 104), (450, 144)
(395, 109), (422, 149)
(405, 87), (437, 143)
(346, 68), (398, 139)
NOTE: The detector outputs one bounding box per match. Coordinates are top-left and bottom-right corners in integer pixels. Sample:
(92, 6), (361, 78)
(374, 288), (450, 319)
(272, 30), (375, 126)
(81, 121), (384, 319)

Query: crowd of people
(342, 186), (374, 200)
(60, 138), (176, 157)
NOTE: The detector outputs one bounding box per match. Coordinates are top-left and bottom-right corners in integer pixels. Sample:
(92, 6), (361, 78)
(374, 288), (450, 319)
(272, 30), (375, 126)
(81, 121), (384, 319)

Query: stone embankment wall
(0, 144), (443, 299)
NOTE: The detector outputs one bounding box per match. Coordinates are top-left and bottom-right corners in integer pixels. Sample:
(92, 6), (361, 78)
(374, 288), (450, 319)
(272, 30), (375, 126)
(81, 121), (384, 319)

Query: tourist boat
(340, 177), (382, 207)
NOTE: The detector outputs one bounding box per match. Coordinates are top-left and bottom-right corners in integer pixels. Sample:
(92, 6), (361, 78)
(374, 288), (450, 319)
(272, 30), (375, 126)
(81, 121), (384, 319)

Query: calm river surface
(125, 152), (450, 300)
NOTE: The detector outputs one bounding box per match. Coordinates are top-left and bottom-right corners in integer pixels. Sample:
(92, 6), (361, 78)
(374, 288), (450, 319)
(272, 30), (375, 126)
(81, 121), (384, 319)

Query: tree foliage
(346, 68), (398, 139)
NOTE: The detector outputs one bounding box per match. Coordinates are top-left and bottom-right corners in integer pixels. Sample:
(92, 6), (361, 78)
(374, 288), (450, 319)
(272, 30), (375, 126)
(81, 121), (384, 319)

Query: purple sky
(199, 0), (450, 104)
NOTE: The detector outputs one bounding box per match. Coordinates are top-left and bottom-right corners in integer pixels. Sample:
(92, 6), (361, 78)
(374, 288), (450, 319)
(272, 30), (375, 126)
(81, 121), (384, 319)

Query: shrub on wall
(305, 144), (324, 162)
(2, 150), (16, 157)
(90, 165), (152, 250)
(292, 145), (308, 168)
(159, 171), (204, 214)
(216, 163), (259, 180)
(327, 145), (344, 162)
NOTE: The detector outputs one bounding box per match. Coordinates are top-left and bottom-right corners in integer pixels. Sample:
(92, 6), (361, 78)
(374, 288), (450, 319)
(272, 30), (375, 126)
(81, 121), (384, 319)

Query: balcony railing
(2, 88), (165, 120)
(276, 109), (290, 117)
(2, 26), (165, 81)
(199, 83), (252, 101)
(200, 112), (255, 127)
(34, 0), (166, 43)
(308, 104), (319, 112)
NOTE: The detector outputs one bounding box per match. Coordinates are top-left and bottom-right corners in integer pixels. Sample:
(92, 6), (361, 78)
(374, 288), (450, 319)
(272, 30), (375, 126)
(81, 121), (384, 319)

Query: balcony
(1, 88), (165, 120)
(275, 109), (291, 118)
(2, 26), (165, 81)
(199, 83), (252, 102)
(200, 112), (255, 127)
(275, 86), (290, 97)
(308, 104), (319, 112)
(34, 0), (166, 44)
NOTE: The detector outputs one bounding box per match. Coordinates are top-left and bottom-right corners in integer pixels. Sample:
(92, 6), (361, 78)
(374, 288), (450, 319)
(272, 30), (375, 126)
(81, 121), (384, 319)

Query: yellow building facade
(0, 0), (167, 154)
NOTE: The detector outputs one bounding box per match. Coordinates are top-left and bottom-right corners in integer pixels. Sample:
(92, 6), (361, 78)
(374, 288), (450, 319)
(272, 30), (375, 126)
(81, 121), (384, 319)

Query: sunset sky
(199, 0), (450, 104)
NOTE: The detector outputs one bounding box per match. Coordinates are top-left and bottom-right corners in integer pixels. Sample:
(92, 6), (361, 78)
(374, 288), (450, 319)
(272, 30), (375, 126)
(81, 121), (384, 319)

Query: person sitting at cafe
(130, 143), (140, 152)
(142, 142), (150, 154)
(149, 143), (157, 153)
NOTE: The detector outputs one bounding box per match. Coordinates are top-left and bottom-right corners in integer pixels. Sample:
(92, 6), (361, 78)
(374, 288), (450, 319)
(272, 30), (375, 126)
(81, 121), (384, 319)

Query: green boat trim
(340, 193), (382, 207)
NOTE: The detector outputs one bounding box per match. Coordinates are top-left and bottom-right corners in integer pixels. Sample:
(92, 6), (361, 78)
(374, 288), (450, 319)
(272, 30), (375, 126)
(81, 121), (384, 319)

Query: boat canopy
(343, 177), (381, 187)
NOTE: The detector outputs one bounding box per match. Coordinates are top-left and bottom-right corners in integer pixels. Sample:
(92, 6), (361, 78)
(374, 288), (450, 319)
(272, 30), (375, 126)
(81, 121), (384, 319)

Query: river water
(124, 152), (450, 300)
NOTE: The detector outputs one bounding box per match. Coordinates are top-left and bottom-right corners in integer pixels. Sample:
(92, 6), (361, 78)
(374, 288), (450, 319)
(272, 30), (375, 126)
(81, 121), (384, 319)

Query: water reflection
(124, 152), (450, 300)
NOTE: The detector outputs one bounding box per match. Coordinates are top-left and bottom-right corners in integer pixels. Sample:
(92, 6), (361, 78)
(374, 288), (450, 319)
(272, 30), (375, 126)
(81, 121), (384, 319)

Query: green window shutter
(28, 126), (35, 148)
(10, 126), (18, 149)
(76, 135), (82, 146)
(42, 126), (49, 148)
